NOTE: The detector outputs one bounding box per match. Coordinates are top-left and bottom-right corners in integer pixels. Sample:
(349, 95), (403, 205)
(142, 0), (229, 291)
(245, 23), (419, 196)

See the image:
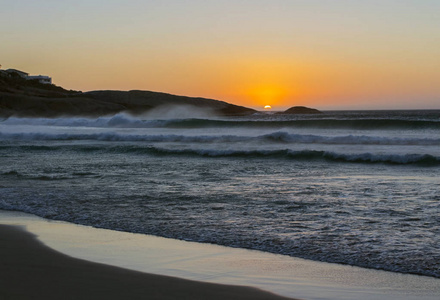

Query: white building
(4, 68), (52, 84)
(27, 75), (52, 84)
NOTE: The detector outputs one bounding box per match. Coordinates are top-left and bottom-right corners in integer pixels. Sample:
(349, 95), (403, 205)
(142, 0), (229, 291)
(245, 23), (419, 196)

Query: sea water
(0, 110), (439, 278)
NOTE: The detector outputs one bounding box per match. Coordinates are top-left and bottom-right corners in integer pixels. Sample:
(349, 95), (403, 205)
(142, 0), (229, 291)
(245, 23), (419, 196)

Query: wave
(3, 144), (438, 165)
(1, 131), (440, 146)
(2, 114), (440, 129)
(146, 147), (440, 165)
(161, 118), (440, 130)
(0, 172), (71, 180)
(1, 170), (21, 177)
(0, 114), (167, 128)
(1, 170), (98, 180)
(262, 132), (440, 145)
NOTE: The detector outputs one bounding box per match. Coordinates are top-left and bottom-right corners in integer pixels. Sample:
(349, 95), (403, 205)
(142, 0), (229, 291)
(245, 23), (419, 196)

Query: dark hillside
(0, 74), (255, 118)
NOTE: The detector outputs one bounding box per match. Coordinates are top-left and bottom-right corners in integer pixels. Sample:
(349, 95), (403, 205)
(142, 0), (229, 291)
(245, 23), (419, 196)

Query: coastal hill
(0, 73), (256, 118)
(277, 106), (322, 114)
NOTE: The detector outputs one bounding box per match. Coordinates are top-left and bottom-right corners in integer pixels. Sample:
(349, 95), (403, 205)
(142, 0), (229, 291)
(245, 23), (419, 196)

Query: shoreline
(0, 224), (292, 300)
(1, 210), (440, 300)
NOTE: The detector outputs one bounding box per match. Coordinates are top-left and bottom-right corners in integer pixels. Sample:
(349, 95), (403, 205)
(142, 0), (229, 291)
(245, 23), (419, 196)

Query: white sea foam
(1, 129), (439, 146)
(0, 114), (163, 128)
(1, 107), (218, 128)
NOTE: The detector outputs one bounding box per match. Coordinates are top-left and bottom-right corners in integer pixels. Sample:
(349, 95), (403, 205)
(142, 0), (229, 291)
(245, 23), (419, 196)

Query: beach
(1, 210), (440, 300)
(0, 224), (291, 300)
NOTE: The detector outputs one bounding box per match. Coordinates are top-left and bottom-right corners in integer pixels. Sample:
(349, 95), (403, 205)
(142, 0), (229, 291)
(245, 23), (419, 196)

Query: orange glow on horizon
(3, 2), (440, 110)
(242, 84), (290, 108)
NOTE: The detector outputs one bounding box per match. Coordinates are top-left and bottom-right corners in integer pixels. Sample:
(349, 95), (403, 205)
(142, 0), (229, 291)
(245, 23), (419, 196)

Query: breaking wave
(160, 118), (440, 130)
(3, 144), (438, 165)
(145, 147), (440, 165)
(1, 131), (440, 146)
(2, 114), (440, 129)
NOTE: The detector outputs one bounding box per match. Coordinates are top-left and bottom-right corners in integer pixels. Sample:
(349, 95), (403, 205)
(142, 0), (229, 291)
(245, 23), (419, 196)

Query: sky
(1, 0), (440, 110)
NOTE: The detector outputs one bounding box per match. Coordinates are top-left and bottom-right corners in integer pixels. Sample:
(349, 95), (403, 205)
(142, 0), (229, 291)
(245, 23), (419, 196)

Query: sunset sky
(2, 0), (440, 110)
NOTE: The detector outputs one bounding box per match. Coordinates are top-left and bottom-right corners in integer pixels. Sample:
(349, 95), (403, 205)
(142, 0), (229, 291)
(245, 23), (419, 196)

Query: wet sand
(0, 224), (292, 300)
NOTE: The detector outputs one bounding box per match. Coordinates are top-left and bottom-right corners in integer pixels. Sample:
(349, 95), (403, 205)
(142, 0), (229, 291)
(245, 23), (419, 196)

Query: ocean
(1, 109), (439, 278)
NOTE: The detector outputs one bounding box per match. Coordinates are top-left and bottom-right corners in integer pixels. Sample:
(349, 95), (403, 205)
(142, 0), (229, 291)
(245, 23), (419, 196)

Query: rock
(278, 106), (322, 114)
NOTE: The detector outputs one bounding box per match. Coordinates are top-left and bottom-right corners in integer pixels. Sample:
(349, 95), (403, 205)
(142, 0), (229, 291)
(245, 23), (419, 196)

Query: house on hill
(27, 75), (52, 84)
(4, 68), (52, 84)
(5, 69), (29, 78)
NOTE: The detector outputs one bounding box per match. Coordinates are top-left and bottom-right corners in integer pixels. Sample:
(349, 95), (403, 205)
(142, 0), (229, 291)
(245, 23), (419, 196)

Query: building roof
(5, 69), (29, 76)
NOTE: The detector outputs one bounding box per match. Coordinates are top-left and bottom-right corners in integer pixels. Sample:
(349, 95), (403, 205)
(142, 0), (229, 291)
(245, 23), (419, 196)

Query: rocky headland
(0, 74), (256, 118)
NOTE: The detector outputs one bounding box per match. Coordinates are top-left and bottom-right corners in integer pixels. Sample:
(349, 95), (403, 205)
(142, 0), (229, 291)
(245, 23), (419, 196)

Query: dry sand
(0, 224), (292, 300)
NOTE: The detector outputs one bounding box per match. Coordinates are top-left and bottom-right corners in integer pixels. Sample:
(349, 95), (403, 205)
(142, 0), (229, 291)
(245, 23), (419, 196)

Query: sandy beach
(1, 210), (440, 300)
(0, 224), (292, 300)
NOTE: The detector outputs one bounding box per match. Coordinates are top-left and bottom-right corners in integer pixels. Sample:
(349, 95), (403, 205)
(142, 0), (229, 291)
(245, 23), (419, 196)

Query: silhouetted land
(0, 74), (256, 118)
(278, 106), (322, 114)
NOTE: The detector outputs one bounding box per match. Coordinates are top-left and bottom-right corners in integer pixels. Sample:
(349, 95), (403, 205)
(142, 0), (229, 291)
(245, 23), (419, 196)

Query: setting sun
(243, 84), (289, 109)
